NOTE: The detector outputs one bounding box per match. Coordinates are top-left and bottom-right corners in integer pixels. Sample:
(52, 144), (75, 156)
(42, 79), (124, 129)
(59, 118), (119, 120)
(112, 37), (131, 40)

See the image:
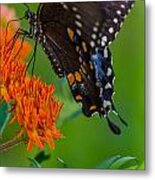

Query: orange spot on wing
(89, 62), (94, 70)
(82, 41), (87, 52)
(75, 71), (82, 82)
(90, 105), (97, 111)
(67, 27), (74, 41)
(75, 95), (82, 101)
(67, 73), (75, 85)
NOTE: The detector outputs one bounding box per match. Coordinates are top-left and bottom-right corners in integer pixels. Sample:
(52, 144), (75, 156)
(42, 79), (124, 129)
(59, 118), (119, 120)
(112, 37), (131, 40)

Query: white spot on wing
(102, 36), (107, 42)
(101, 41), (105, 47)
(76, 29), (81, 36)
(101, 36), (107, 47)
(105, 83), (112, 89)
(107, 68), (112, 76)
(93, 27), (98, 32)
(95, 21), (100, 26)
(131, 3), (135, 8)
(116, 10), (121, 15)
(72, 7), (77, 11)
(115, 31), (119, 38)
(103, 100), (111, 108)
(108, 41), (112, 45)
(58, 68), (62, 72)
(113, 18), (118, 24)
(91, 111), (98, 117)
(128, 8), (131, 13)
(109, 27), (114, 34)
(90, 41), (95, 48)
(104, 48), (108, 58)
(120, 22), (123, 28)
(75, 20), (82, 28)
(79, 57), (82, 63)
(75, 14), (81, 20)
(62, 3), (68, 10)
(91, 33), (97, 40)
(121, 4), (125, 9)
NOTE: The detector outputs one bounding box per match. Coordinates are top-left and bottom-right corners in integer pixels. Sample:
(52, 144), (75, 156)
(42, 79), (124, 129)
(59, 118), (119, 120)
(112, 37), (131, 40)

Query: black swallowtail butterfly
(22, 1), (134, 134)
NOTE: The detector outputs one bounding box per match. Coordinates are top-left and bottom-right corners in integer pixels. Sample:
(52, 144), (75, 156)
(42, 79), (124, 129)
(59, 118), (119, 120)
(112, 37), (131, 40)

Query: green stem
(0, 137), (24, 153)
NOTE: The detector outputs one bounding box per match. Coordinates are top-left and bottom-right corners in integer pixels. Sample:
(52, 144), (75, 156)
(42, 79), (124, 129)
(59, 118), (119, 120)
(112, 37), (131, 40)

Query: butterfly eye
(25, 10), (33, 20)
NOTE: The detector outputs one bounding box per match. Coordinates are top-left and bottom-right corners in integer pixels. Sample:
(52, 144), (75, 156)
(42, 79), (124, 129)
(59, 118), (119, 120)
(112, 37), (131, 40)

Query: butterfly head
(25, 10), (35, 22)
(24, 7), (38, 39)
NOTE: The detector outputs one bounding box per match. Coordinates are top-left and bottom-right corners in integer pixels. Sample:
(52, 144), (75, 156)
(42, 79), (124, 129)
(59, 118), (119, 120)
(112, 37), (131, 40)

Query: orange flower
(10, 76), (63, 151)
(0, 5), (63, 151)
(0, 28), (29, 102)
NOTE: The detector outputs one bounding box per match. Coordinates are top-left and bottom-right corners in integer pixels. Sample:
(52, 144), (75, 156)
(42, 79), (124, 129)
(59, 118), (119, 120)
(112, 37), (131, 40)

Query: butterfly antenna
(111, 101), (128, 127)
(23, 3), (30, 11)
(4, 2), (28, 48)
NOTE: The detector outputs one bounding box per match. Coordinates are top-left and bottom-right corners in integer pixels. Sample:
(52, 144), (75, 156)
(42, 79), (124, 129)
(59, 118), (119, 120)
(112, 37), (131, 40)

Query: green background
(0, 1), (145, 169)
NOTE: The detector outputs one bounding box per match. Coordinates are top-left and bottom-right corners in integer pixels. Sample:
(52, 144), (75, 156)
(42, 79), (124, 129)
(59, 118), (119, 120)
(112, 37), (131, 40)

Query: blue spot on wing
(90, 47), (114, 103)
(73, 33), (79, 44)
(91, 50), (106, 83)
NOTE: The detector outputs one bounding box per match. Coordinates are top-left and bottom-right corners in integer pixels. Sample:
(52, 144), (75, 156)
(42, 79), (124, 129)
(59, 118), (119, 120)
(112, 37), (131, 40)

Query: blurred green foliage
(96, 155), (139, 169)
(0, 102), (10, 137)
(0, 1), (144, 170)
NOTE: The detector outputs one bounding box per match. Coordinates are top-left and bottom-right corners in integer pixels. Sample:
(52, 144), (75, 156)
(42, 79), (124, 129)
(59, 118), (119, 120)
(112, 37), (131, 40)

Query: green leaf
(34, 150), (50, 163)
(96, 155), (121, 169)
(0, 102), (10, 137)
(125, 164), (139, 170)
(96, 155), (139, 170)
(28, 151), (50, 168)
(57, 156), (68, 168)
(28, 157), (41, 168)
(109, 156), (138, 169)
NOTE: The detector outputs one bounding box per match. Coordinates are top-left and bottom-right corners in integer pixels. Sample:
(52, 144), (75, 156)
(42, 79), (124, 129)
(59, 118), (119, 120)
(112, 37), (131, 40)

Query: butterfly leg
(26, 39), (38, 75)
(4, 27), (28, 60)
(13, 32), (27, 59)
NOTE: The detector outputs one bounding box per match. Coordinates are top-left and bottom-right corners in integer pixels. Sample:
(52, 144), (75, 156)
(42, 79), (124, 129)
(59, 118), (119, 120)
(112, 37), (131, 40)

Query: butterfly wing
(65, 1), (134, 49)
(38, 1), (134, 50)
(37, 1), (134, 133)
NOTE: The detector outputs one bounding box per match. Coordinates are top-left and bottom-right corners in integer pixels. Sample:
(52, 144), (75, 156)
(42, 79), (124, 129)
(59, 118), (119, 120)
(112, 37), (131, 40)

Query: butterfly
(23, 1), (135, 134)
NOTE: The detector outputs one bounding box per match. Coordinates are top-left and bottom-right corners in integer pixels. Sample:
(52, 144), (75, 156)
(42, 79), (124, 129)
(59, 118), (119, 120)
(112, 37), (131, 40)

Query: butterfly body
(25, 1), (134, 134)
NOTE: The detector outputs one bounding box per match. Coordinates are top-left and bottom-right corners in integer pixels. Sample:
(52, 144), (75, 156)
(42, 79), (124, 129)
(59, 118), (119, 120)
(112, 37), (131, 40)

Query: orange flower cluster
(0, 30), (28, 102)
(0, 5), (63, 151)
(10, 76), (63, 151)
